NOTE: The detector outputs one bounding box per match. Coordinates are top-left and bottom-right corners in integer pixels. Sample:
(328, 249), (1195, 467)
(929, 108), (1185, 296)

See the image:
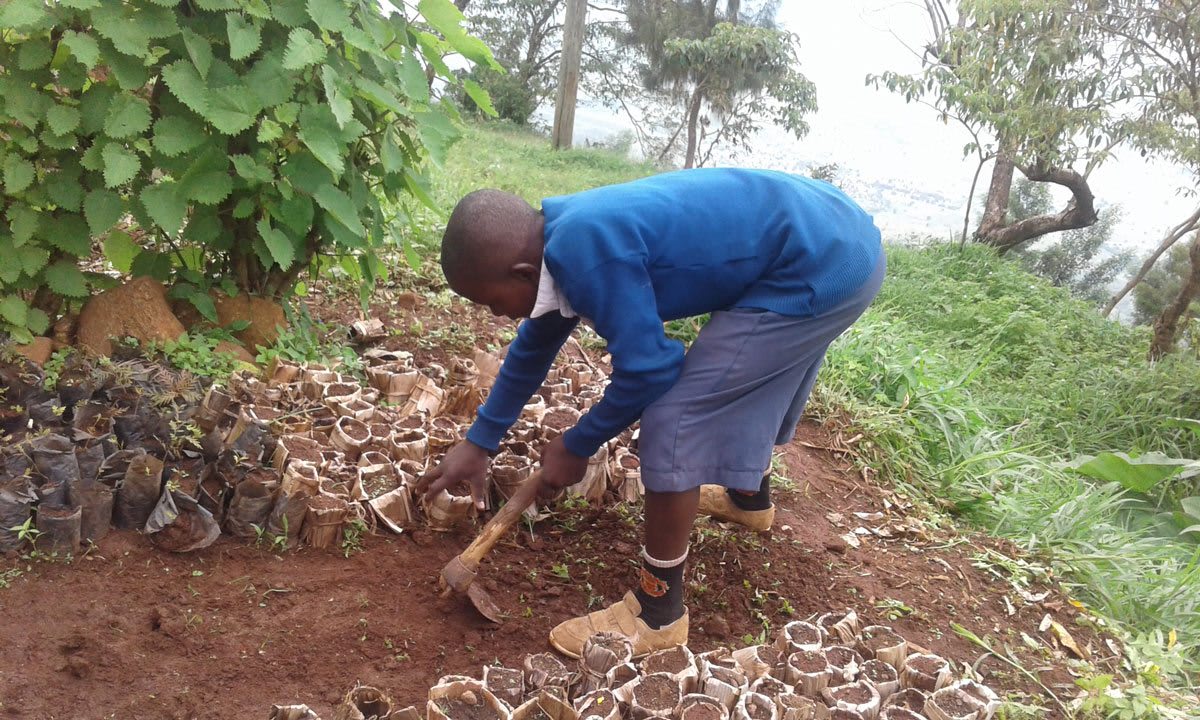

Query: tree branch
(1104, 204), (1200, 317)
(977, 162), (1098, 254)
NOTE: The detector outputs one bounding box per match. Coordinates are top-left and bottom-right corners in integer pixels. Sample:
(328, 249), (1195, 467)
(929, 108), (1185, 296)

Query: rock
(213, 293), (286, 352)
(13, 337), (53, 365)
(824, 537), (849, 554)
(214, 340), (257, 366)
(396, 292), (421, 310)
(77, 277), (186, 356)
(704, 614), (732, 638)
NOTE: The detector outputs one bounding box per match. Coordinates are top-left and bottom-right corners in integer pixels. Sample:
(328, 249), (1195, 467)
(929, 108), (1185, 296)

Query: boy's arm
(558, 257), (685, 458)
(466, 312), (580, 451)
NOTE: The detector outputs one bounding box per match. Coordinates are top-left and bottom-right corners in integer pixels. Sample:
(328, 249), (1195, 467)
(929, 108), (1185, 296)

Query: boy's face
(457, 275), (538, 321)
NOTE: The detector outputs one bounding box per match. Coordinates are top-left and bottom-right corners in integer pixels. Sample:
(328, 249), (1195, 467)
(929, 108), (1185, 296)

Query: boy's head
(441, 189), (544, 320)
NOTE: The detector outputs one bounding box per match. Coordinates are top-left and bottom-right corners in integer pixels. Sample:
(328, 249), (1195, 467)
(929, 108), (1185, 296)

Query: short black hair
(441, 189), (537, 290)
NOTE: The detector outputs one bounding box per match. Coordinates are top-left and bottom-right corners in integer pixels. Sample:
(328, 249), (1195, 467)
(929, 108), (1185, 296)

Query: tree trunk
(976, 150), (1015, 242)
(455, 0), (470, 9)
(683, 88), (704, 168)
(1148, 234), (1200, 361)
(976, 160), (1098, 254)
(1104, 204), (1200, 317)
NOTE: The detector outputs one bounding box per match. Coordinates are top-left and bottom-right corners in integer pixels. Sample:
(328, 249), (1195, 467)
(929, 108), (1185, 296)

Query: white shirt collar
(530, 260), (578, 319)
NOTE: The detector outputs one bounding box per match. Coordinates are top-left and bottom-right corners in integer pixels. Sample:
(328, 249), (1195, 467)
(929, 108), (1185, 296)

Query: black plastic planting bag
(145, 488), (220, 553)
(97, 449), (137, 487)
(26, 398), (64, 429)
(74, 443), (105, 489)
(225, 479), (278, 537)
(0, 478), (37, 553)
(35, 503), (81, 555)
(31, 434), (81, 497)
(113, 452), (163, 530)
(78, 484), (114, 544)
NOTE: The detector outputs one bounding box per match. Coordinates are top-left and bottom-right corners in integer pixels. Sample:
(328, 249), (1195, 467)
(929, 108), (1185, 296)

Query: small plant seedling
(342, 519), (368, 558)
(551, 563), (571, 580)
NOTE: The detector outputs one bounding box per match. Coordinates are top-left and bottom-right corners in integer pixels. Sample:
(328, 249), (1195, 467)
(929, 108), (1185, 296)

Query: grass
(414, 122), (1200, 703)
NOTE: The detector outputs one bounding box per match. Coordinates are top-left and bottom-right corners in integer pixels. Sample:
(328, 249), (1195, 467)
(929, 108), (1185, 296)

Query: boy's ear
(510, 262), (539, 285)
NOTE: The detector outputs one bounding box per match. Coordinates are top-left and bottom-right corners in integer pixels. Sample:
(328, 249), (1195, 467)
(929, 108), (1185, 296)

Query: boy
(416, 168), (885, 658)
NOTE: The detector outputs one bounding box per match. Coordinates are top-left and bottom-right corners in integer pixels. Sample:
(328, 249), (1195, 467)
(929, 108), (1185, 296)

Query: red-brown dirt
(0, 421), (1110, 719)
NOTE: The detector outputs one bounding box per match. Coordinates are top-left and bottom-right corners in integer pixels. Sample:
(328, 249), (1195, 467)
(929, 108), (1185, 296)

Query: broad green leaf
(189, 292), (219, 323)
(380, 129), (404, 174)
(1166, 417), (1200, 441)
(78, 84), (116, 135)
(257, 118), (283, 142)
(3, 156), (35, 194)
(107, 51), (151, 90)
(417, 0), (497, 68)
(281, 27), (325, 70)
(274, 192), (313, 233)
(195, 0), (239, 8)
(244, 51), (297, 108)
(152, 116), (206, 156)
(297, 105), (345, 175)
(1, 81), (50, 129)
(61, 31), (101, 69)
(26, 307), (49, 335)
(91, 5), (152, 57)
(231, 154), (273, 184)
(232, 198), (256, 219)
(320, 66), (354, 129)
(104, 230), (139, 273)
(1181, 496), (1200, 521)
(16, 244), (49, 276)
(61, 0), (102, 8)
(257, 218), (294, 269)
(46, 104), (81, 135)
(241, 0), (271, 19)
(0, 0), (49, 29)
(273, 0), (309, 26)
(141, 182), (188, 235)
(104, 93), (153, 138)
(355, 76), (407, 116)
(44, 172), (84, 211)
(178, 152), (232, 205)
(8, 205), (39, 247)
(0, 242), (20, 283)
(101, 143), (141, 188)
(313, 184), (365, 235)
(463, 79), (497, 117)
(181, 28), (214, 79)
(44, 260), (89, 298)
(129, 250), (173, 281)
(162, 60), (210, 116)
(279, 152), (333, 194)
(398, 52), (431, 105)
(414, 109), (460, 167)
(306, 0), (351, 33)
(206, 86), (262, 135)
(1068, 452), (1197, 493)
(227, 14), (263, 60)
(0, 296), (29, 327)
(84, 189), (124, 236)
(17, 38), (52, 70)
(45, 214), (91, 257)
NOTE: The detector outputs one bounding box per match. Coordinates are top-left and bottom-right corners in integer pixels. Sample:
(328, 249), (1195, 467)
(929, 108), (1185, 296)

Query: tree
(1148, 235), (1200, 360)
(460, 0), (565, 123)
(871, 0), (1123, 253)
(1133, 241), (1200, 327)
(0, 0), (497, 343)
(999, 178), (1131, 304)
(1099, 0), (1200, 320)
(588, 0), (816, 168)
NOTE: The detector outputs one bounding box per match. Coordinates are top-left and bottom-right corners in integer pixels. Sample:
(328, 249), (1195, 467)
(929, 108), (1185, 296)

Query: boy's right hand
(415, 441), (491, 511)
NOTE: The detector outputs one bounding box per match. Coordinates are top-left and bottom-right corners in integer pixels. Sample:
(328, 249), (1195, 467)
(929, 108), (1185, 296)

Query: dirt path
(0, 423), (1106, 719)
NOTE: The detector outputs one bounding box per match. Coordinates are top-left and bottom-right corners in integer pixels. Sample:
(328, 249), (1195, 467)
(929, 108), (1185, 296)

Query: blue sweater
(467, 168), (882, 458)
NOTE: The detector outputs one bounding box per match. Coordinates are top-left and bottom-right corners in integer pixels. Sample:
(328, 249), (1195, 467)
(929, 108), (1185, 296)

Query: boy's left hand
(538, 436), (588, 500)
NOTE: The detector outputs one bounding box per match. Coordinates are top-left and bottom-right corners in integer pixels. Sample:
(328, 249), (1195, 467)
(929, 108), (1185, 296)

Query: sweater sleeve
(466, 312), (579, 452)
(558, 257), (685, 457)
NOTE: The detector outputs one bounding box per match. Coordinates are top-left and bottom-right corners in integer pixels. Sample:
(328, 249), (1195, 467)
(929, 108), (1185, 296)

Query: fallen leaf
(841, 532), (861, 549)
(1050, 620), (1090, 660)
(1038, 614), (1053, 633)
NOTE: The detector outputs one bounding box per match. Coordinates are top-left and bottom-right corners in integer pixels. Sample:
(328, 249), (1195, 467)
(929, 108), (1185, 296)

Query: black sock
(727, 473), (772, 511)
(634, 548), (686, 629)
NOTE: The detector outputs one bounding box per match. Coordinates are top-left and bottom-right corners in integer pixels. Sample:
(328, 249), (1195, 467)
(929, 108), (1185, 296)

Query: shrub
(0, 0), (498, 343)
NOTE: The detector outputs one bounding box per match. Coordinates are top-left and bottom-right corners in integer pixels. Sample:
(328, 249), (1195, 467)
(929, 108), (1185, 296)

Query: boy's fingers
(470, 477), (488, 511)
(415, 465), (443, 495)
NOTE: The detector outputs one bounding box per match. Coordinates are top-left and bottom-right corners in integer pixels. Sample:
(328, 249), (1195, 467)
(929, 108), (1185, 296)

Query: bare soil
(633, 674), (680, 710)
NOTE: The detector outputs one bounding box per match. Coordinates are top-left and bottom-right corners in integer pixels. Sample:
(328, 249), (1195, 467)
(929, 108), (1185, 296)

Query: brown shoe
(698, 484), (775, 531)
(548, 591), (688, 659)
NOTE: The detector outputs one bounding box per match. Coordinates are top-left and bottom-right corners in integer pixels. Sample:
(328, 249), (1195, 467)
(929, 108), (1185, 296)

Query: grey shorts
(639, 254), (885, 493)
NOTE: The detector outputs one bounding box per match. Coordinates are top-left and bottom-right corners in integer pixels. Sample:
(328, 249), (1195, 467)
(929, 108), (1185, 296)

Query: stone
(13, 337), (53, 365)
(213, 293), (287, 352)
(77, 277), (186, 356)
(215, 340), (257, 365)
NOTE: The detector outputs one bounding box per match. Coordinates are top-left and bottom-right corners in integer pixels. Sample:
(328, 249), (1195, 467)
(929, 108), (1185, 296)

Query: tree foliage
(870, 0), (1122, 252)
(1134, 239), (1200, 327)
(0, 0), (497, 343)
(588, 0), (815, 167)
(459, 0), (563, 123)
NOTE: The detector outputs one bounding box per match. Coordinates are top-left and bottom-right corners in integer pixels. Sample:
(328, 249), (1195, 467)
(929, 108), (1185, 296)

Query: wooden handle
(458, 469), (543, 567)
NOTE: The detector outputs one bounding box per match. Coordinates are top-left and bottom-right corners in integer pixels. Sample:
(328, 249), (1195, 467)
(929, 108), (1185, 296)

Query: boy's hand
(537, 436), (588, 501)
(416, 441), (490, 510)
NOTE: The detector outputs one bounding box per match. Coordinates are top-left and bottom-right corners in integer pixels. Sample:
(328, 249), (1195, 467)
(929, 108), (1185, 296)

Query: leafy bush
(460, 66), (536, 124)
(0, 0), (498, 343)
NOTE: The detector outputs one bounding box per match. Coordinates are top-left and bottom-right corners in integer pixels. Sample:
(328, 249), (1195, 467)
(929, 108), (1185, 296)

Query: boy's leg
(634, 487), (699, 628)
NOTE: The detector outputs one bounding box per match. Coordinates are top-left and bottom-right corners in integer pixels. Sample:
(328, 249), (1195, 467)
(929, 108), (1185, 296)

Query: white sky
(567, 0), (1197, 253)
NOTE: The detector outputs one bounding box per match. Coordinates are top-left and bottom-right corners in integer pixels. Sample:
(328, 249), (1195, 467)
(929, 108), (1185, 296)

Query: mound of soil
(77, 277), (186, 356)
